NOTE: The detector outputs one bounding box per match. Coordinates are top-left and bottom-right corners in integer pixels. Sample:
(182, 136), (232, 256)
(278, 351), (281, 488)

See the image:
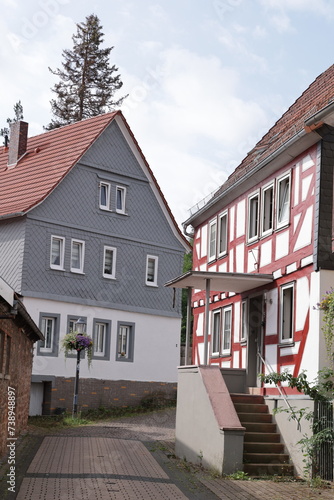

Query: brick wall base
(46, 377), (177, 415)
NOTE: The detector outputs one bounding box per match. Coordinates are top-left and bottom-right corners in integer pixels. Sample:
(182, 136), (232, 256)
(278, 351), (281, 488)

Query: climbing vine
(314, 288), (334, 364)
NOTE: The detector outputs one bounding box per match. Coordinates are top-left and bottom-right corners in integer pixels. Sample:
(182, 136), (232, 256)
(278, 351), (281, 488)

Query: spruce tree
(1, 100), (24, 145)
(46, 14), (126, 130)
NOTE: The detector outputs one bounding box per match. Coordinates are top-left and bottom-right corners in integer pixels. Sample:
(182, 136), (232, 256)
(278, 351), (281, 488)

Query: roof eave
(183, 126), (322, 230)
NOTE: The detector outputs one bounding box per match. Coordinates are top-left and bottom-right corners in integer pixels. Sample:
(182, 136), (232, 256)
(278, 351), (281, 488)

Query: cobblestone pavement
(0, 408), (333, 499)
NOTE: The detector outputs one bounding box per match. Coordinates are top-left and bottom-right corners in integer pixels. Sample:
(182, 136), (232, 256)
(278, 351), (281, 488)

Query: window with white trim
(146, 255), (158, 286)
(103, 246), (117, 279)
(116, 322), (135, 362)
(208, 219), (217, 261)
(116, 186), (126, 214)
(38, 314), (60, 357)
(261, 183), (274, 235)
(99, 182), (111, 210)
(277, 173), (290, 227)
(50, 236), (65, 270)
(280, 283), (294, 343)
(211, 309), (221, 356)
(71, 239), (85, 273)
(248, 192), (259, 242)
(222, 306), (232, 355)
(218, 211), (228, 257)
(240, 300), (247, 342)
(92, 320), (111, 360)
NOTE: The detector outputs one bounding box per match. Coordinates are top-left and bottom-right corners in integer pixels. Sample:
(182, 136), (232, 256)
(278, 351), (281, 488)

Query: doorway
(246, 295), (264, 388)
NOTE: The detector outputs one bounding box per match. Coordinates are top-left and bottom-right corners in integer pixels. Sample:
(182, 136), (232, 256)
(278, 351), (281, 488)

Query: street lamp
(73, 318), (86, 418)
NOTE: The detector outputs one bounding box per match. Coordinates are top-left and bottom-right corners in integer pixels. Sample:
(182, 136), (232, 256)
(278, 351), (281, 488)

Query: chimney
(8, 121), (28, 167)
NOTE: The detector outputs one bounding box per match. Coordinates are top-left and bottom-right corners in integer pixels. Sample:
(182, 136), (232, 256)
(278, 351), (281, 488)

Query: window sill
(146, 283), (158, 288)
(279, 341), (294, 348)
(50, 267), (65, 271)
(70, 270), (85, 275)
(103, 275), (116, 280)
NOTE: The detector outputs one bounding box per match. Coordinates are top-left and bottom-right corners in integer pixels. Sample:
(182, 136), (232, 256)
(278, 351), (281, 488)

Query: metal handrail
(257, 351), (301, 430)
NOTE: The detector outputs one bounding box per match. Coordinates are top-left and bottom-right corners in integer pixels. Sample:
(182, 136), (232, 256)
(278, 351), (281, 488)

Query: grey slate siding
(314, 125), (334, 270)
(0, 217), (25, 291)
(19, 120), (184, 316)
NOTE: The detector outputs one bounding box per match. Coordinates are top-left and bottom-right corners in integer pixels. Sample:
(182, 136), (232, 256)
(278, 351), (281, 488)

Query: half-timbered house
(167, 65), (334, 477)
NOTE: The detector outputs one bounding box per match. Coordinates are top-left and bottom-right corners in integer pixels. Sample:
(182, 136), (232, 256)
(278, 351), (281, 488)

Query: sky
(1, 0), (334, 227)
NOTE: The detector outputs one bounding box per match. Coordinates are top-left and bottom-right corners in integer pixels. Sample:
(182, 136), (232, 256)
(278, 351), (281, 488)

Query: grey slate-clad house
(0, 112), (190, 414)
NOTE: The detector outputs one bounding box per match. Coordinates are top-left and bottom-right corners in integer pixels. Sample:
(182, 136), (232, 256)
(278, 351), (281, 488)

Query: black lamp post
(72, 318), (86, 418)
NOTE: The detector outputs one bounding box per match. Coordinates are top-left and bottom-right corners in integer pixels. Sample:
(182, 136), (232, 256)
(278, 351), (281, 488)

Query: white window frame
(70, 239), (85, 274)
(277, 172), (291, 228)
(218, 211), (228, 257)
(146, 255), (158, 286)
(93, 322), (106, 357)
(116, 185), (127, 214)
(40, 317), (55, 353)
(50, 235), (65, 270)
(248, 191), (260, 242)
(208, 218), (217, 261)
(103, 246), (117, 279)
(261, 182), (274, 236)
(99, 182), (111, 210)
(280, 282), (294, 344)
(211, 309), (221, 356)
(116, 322), (135, 362)
(240, 300), (248, 343)
(222, 306), (232, 355)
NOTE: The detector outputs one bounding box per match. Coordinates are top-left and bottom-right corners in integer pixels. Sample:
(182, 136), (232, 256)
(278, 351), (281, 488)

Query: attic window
(116, 186), (126, 214)
(50, 236), (65, 270)
(99, 182), (111, 210)
(277, 173), (291, 228)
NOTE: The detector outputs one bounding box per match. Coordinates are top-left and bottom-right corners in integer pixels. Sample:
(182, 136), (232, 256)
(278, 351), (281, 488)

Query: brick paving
(0, 408), (333, 499)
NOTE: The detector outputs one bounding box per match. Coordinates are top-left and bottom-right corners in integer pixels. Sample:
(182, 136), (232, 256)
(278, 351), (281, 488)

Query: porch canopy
(165, 271), (273, 365)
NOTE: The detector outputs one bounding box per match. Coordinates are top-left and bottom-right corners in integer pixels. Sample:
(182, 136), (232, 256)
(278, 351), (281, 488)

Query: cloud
(259, 0), (334, 19)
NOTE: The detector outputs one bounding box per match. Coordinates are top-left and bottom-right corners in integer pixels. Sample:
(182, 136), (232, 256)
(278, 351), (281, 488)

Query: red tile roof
(0, 111), (189, 247)
(213, 64), (334, 198)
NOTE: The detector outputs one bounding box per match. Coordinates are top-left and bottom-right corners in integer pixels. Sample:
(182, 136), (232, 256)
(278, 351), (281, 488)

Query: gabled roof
(185, 64), (334, 226)
(0, 111), (190, 249)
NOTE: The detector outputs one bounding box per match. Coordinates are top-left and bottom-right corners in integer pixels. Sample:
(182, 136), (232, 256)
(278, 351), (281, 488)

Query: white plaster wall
(265, 288), (278, 336)
(294, 206), (313, 251)
(26, 297), (180, 383)
(260, 240), (272, 268)
(299, 271), (320, 380)
(236, 200), (245, 238)
(201, 225), (207, 258)
(230, 205), (235, 242)
(235, 243), (244, 273)
(266, 397), (314, 477)
(275, 230), (289, 260)
(296, 276), (309, 331)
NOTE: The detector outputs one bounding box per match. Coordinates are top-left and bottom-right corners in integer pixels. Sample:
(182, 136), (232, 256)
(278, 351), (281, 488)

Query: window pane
(100, 183), (110, 209)
(41, 318), (54, 350)
(71, 242), (81, 269)
(249, 196), (259, 239)
(209, 221), (217, 259)
(219, 214), (227, 255)
(104, 249), (114, 275)
(282, 286), (293, 340)
(278, 178), (290, 224)
(118, 326), (129, 357)
(212, 311), (221, 354)
(241, 301), (247, 341)
(147, 258), (155, 282)
(116, 187), (126, 212)
(262, 186), (273, 232)
(223, 309), (231, 351)
(94, 323), (105, 354)
(51, 238), (61, 266)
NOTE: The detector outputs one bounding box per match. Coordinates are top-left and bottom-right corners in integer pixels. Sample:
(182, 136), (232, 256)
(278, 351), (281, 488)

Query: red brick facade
(45, 377), (177, 414)
(0, 295), (42, 458)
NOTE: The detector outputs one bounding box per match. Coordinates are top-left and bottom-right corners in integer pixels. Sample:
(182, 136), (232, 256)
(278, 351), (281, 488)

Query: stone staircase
(231, 393), (294, 476)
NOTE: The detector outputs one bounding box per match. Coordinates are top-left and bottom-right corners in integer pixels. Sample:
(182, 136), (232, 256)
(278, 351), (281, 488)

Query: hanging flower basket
(314, 288), (334, 364)
(61, 332), (93, 367)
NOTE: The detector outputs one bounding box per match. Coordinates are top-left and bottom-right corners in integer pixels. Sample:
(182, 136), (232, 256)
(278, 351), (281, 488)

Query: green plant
(314, 288), (334, 364)
(61, 331), (93, 367)
(226, 470), (250, 480)
(261, 370), (334, 480)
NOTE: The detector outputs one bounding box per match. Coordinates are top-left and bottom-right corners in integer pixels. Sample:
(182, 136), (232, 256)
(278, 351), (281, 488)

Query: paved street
(1, 408), (333, 499)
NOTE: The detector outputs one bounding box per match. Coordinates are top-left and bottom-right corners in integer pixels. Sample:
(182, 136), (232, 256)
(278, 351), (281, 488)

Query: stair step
(242, 422), (277, 433)
(231, 394), (264, 405)
(244, 432), (281, 443)
(244, 452), (290, 464)
(238, 413), (272, 423)
(243, 463), (294, 476)
(234, 403), (269, 414)
(244, 442), (284, 453)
